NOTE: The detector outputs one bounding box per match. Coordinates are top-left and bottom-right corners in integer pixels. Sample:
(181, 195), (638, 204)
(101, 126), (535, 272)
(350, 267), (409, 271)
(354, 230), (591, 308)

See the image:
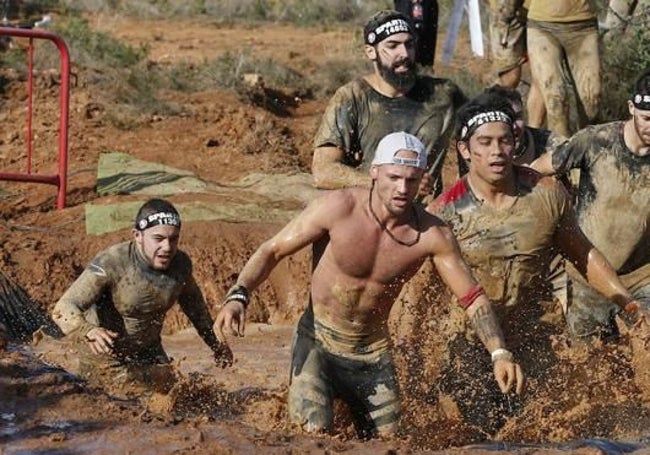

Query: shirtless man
(427, 95), (646, 434)
(52, 198), (232, 393)
(532, 69), (650, 340)
(216, 132), (523, 439)
(312, 9), (466, 198)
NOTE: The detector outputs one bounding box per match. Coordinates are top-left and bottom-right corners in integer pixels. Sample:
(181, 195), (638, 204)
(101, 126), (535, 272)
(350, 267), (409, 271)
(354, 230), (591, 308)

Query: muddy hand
(214, 300), (246, 338)
(212, 340), (233, 369)
(630, 304), (650, 348)
(493, 359), (525, 395)
(85, 327), (118, 355)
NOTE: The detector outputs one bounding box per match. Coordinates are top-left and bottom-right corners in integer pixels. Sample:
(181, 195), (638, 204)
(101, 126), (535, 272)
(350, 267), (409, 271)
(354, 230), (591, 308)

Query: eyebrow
(383, 36), (413, 45)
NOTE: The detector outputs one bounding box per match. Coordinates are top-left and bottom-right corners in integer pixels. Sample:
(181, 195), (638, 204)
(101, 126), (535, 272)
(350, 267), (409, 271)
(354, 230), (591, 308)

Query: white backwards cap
(371, 132), (427, 169)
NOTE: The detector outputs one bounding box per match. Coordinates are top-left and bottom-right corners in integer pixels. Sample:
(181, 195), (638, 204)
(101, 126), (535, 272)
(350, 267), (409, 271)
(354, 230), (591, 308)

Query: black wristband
(225, 285), (249, 309)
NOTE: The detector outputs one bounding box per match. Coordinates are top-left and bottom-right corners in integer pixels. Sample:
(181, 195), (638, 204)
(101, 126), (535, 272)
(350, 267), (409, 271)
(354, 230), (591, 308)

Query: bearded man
(311, 9), (467, 199)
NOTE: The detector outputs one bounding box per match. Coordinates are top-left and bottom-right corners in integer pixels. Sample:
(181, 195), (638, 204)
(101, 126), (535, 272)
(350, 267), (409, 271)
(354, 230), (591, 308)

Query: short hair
(134, 198), (181, 230)
(455, 93), (516, 141)
(484, 84), (523, 107)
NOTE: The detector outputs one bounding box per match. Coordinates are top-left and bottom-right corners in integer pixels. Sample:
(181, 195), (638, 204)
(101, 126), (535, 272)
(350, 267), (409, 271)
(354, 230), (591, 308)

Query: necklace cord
(368, 183), (421, 247)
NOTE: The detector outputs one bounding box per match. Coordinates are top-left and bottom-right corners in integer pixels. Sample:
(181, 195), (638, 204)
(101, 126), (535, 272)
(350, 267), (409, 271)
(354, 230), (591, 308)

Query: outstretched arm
(52, 260), (118, 354)
(178, 276), (233, 368)
(556, 214), (641, 315)
(52, 267), (106, 336)
(215, 193), (340, 336)
(529, 151), (555, 175)
(312, 146), (370, 189)
(431, 226), (525, 394)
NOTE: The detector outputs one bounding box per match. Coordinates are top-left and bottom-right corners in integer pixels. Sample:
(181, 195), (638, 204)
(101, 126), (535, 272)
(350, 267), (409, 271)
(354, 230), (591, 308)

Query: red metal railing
(0, 26), (70, 209)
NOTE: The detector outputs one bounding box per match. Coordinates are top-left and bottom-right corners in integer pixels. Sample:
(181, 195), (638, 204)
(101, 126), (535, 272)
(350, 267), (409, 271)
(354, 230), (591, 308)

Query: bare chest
(325, 221), (426, 284)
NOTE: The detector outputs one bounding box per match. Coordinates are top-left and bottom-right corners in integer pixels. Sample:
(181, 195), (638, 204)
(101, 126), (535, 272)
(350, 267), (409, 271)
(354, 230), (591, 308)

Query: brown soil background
(2, 13), (650, 455)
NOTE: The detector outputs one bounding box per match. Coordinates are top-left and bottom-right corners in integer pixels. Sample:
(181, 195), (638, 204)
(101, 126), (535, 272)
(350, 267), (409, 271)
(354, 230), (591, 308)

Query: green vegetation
(2, 0), (650, 130)
(600, 9), (650, 121)
(56, 0), (391, 24)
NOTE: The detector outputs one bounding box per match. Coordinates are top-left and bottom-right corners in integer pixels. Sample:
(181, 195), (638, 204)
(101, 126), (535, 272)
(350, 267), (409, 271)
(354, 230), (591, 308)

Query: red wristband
(624, 301), (640, 314)
(458, 285), (486, 309)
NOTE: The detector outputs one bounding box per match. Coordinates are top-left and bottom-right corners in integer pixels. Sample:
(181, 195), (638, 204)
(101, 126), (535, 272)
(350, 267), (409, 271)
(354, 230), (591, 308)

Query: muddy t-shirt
(552, 121), (650, 274)
(527, 0), (596, 22)
(53, 241), (217, 359)
(314, 76), (466, 191)
(431, 168), (572, 321)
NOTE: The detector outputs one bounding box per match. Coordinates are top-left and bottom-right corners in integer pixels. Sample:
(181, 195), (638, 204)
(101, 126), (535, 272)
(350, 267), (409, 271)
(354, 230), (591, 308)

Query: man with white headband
(532, 69), (650, 341)
(427, 94), (648, 437)
(311, 9), (466, 200)
(52, 198), (232, 395)
(216, 131), (523, 439)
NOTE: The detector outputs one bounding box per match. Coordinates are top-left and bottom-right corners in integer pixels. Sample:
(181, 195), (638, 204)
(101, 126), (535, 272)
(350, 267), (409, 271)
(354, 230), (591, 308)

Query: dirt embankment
(2, 13), (650, 455)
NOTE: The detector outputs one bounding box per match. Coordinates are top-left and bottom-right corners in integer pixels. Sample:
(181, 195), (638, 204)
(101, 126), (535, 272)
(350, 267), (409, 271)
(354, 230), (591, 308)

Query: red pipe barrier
(0, 26), (70, 210)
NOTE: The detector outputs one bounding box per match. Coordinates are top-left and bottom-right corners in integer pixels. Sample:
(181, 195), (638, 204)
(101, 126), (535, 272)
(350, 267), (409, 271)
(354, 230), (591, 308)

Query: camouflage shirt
(431, 168), (572, 324)
(552, 121), (650, 275)
(314, 76), (466, 194)
(53, 241), (219, 360)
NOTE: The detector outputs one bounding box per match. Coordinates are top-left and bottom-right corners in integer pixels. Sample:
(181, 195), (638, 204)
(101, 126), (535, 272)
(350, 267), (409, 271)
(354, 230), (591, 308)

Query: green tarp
(86, 152), (321, 235)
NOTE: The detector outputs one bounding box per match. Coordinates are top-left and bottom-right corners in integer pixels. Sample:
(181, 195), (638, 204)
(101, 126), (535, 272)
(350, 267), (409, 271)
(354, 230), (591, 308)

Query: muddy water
(3, 320), (650, 454)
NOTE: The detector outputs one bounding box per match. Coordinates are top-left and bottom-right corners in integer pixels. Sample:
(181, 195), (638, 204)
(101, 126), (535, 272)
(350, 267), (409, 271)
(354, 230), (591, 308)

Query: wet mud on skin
(3, 13), (650, 455)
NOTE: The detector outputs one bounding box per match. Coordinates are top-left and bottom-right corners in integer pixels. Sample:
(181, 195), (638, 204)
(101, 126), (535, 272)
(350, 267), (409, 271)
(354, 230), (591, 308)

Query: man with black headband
(426, 94), (647, 437)
(532, 69), (650, 341)
(52, 198), (232, 395)
(216, 131), (523, 439)
(457, 86), (570, 191)
(311, 9), (466, 199)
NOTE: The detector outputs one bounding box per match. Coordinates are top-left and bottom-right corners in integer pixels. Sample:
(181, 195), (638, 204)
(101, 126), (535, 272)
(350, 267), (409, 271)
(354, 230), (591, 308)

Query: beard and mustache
(376, 54), (417, 91)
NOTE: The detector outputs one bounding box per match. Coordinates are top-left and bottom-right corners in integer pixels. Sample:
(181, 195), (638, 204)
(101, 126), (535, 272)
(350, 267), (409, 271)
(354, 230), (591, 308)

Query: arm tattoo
(470, 303), (505, 349)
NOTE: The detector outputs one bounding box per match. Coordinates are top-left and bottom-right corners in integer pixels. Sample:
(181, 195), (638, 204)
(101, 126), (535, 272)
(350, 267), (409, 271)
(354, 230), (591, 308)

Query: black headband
(460, 110), (513, 141)
(365, 17), (412, 45)
(632, 94), (650, 111)
(136, 211), (181, 231)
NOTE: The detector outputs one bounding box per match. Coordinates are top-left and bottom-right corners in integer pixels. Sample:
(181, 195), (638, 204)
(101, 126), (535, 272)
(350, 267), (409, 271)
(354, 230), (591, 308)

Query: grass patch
(52, 16), (148, 69)
(600, 9), (650, 121)
(56, 0), (392, 24)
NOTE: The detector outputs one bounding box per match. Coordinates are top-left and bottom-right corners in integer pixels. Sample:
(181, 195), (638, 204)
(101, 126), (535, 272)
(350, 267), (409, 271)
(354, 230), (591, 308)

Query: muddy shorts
(489, 8), (528, 76)
(527, 19), (600, 136)
(287, 324), (400, 439)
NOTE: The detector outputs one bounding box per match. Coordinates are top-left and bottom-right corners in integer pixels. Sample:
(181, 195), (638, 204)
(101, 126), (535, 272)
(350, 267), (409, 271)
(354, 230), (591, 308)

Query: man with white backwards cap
(311, 9), (466, 199)
(215, 131), (523, 439)
(427, 93), (648, 436)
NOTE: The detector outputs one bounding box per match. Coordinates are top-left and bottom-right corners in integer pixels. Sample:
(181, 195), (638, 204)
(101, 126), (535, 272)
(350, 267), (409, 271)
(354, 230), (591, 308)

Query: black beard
(377, 58), (417, 91)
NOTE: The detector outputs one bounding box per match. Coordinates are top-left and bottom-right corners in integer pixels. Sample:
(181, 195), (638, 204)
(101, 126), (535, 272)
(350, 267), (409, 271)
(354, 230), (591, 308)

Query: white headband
(460, 110), (513, 140)
(136, 211), (181, 231)
(633, 94), (650, 110)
